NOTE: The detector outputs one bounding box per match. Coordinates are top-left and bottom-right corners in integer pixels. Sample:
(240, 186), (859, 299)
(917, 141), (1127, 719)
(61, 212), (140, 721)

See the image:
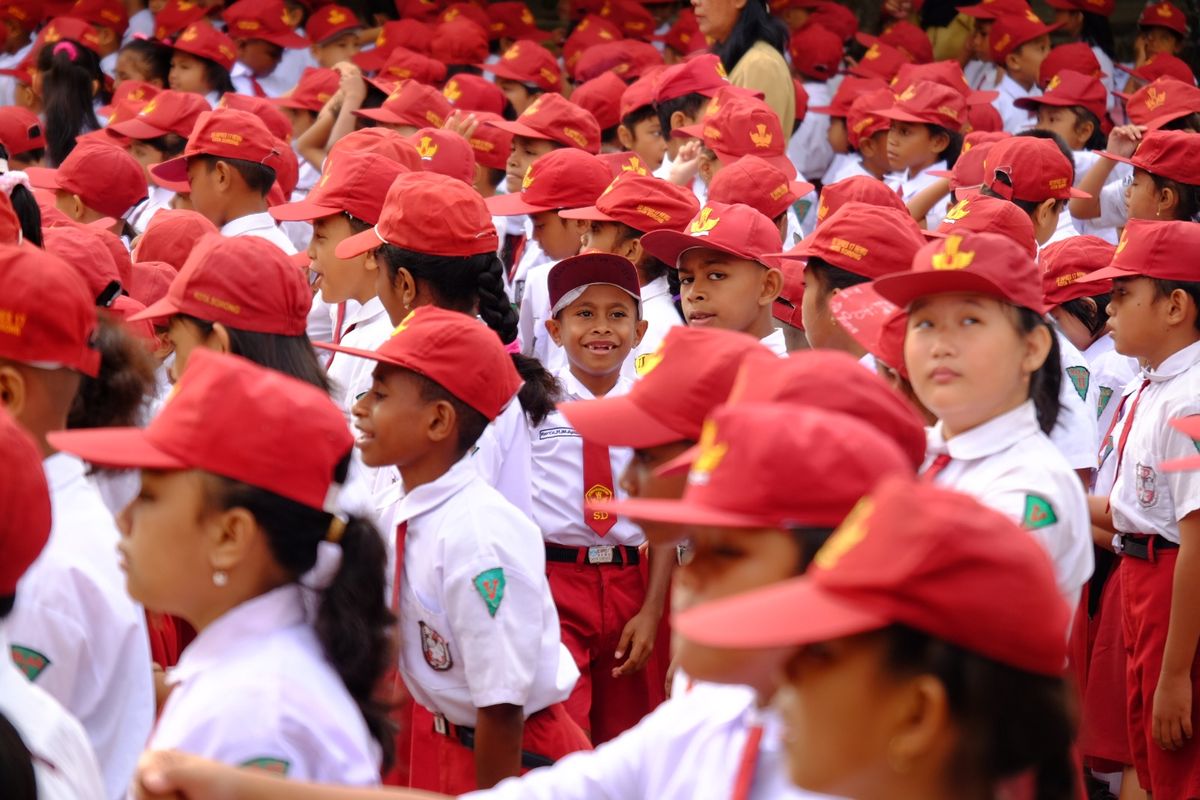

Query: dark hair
(1148, 172), (1200, 222)
(1057, 293), (1110, 340)
(1161, 112), (1200, 133)
(0, 595), (12, 618)
(791, 526), (836, 572)
(0, 150), (43, 245)
(409, 367), (490, 453)
(714, 0), (788, 75)
(806, 256), (869, 294)
(67, 313), (157, 430)
(655, 92), (707, 138)
(1019, 129), (1075, 174)
(193, 154), (278, 197)
(8, 149), (44, 169)
(880, 625), (1076, 800)
(0, 712), (36, 800)
(1017, 306), (1062, 435)
(1066, 106), (1107, 151)
(199, 55), (236, 97)
(119, 38), (173, 86)
(1152, 278), (1200, 331)
(599, 124), (619, 145)
(620, 104), (658, 132)
(37, 40), (104, 167)
(180, 315), (332, 393)
(445, 64), (483, 79)
(140, 132), (189, 160)
(204, 458), (395, 767)
(930, 124), (963, 169)
(1078, 11), (1115, 58)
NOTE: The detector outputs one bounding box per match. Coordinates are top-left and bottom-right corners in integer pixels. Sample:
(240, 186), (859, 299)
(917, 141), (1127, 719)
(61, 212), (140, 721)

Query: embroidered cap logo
(930, 234), (976, 270)
(689, 206), (720, 235)
(814, 496), (874, 570)
(688, 419), (728, 486)
(750, 123), (773, 149)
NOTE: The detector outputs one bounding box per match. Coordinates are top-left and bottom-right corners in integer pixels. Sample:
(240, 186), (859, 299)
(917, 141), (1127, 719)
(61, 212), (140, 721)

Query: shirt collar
(42, 452), (87, 493)
(221, 212), (277, 238)
(343, 297), (387, 329)
(903, 159), (946, 185)
(1145, 340), (1200, 383)
(395, 456), (477, 524)
(760, 327), (787, 357)
(999, 72), (1037, 99)
(927, 400), (1040, 460)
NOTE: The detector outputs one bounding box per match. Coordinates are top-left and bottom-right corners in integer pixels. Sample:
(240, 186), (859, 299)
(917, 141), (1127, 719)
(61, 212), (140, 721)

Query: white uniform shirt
(395, 458), (578, 727)
(231, 60), (300, 99)
(1090, 339), (1141, 449)
(0, 39), (32, 106)
(129, 185), (176, 236)
(8, 454), (154, 800)
(760, 327), (788, 356)
(787, 81), (834, 183)
(472, 399), (536, 519)
(630, 275), (682, 375)
(149, 584), (379, 784)
(1052, 330), (1101, 470)
(924, 400), (1094, 605)
(220, 211), (297, 254)
(326, 297), (390, 421)
(886, 160), (949, 230)
(531, 369), (645, 548)
(994, 73), (1039, 133)
(0, 624), (105, 800)
(1107, 340), (1200, 542)
(518, 260), (563, 371)
(508, 221), (546, 305)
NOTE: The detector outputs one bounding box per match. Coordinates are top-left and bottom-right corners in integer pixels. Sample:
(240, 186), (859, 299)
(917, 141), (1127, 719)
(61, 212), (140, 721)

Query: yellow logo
(524, 95), (546, 117)
(636, 204), (670, 224)
(635, 342), (665, 376)
(897, 84), (917, 102)
(688, 420), (728, 485)
(327, 8), (347, 24)
(864, 43), (880, 60)
(600, 176), (620, 197)
(1024, 9), (1041, 22)
(770, 182), (789, 201)
(443, 7), (459, 21)
(716, 62), (727, 78)
(392, 310), (416, 336)
(817, 196), (829, 221)
(129, 86), (146, 101)
(944, 198), (970, 221)
(993, 33), (1011, 53)
(443, 79), (462, 102)
(689, 206), (720, 235)
(0, 308), (27, 336)
(703, 125), (722, 141)
(1048, 177), (1067, 190)
(749, 123), (773, 149)
(620, 156), (647, 175)
(522, 8), (534, 24)
(1115, 229), (1129, 255)
(930, 234), (976, 271)
(831, 237), (868, 261)
(521, 165), (535, 190)
(503, 43), (521, 60)
(813, 497), (874, 570)
(211, 131), (243, 146)
(416, 136), (438, 159)
(1157, 2), (1173, 16)
(586, 485), (613, 520)
(236, 19), (261, 30)
(1145, 88), (1166, 111)
(318, 170), (332, 188)
(1046, 74), (1062, 92)
(138, 98), (159, 117)
(562, 126), (588, 148)
(44, 26), (61, 42)
(705, 95), (720, 117)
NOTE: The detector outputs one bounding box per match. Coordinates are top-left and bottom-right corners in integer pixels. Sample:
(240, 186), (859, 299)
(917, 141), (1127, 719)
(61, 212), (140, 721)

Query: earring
(212, 570), (228, 587)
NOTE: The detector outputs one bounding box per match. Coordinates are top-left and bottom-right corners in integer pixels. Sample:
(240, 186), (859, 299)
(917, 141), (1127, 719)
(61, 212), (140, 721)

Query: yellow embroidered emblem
(1046, 74), (1062, 92)
(749, 123), (773, 149)
(897, 84), (918, 102)
(138, 98), (159, 117)
(620, 156), (647, 175)
(689, 206), (720, 235)
(635, 342), (665, 376)
(1157, 2), (1173, 16)
(521, 165), (535, 190)
(1024, 9), (1041, 22)
(585, 485), (614, 520)
(1145, 88), (1166, 111)
(1115, 229), (1129, 255)
(944, 199), (970, 221)
(327, 8), (347, 24)
(930, 235), (976, 270)
(443, 79), (462, 102)
(688, 420), (728, 485)
(392, 310), (416, 336)
(813, 497), (874, 570)
(416, 136), (438, 159)
(503, 43), (521, 60)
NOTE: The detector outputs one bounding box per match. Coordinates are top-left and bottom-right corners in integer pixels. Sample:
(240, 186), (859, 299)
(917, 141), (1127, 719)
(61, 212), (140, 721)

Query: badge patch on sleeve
(10, 645), (50, 681)
(1066, 366), (1090, 401)
(473, 568), (506, 618)
(1022, 495), (1058, 530)
(1097, 386), (1114, 419)
(239, 758), (290, 774)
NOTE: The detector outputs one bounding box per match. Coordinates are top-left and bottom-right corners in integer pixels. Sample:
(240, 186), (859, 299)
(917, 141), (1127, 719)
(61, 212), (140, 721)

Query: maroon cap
(150, 108), (283, 186)
(990, 10), (1062, 64)
(409, 127), (476, 184)
(563, 14), (623, 75)
(848, 40), (912, 82)
(1041, 235), (1116, 306)
(1040, 42), (1103, 86)
(355, 80), (453, 129)
(1096, 128), (1200, 186)
(464, 111), (513, 170)
(935, 194), (1037, 256)
(271, 150), (410, 224)
(1139, 1), (1188, 35)
(486, 147), (611, 215)
(641, 201), (782, 268)
(306, 3), (361, 45)
(676, 93), (796, 177)
(352, 20), (433, 72)
(430, 18), (489, 66)
(810, 75), (889, 117)
(654, 54), (729, 103)
(273, 67), (340, 112)
(547, 251), (641, 316)
(109, 90), (211, 140)
(789, 23), (843, 80)
(1119, 53), (1195, 86)
(484, 39), (562, 92)
(1014, 69), (1111, 133)
(982, 135), (1089, 202)
(68, 0), (128, 32)
(1080, 219), (1200, 284)
(397, 0), (444, 24)
(171, 19), (238, 72)
(0, 406), (51, 596)
(873, 80), (967, 132)
(597, 150), (655, 177)
(26, 139), (147, 219)
(775, 203), (926, 279)
(37, 15), (102, 53)
(707, 156), (814, 221)
(560, 171), (700, 232)
(0, 105), (45, 155)
(99, 79), (158, 117)
(486, 92), (601, 153)
(571, 71), (625, 130)
(829, 283), (909, 379)
(223, 0), (308, 48)
(805, 3), (859, 41)
(442, 73), (507, 115)
(131, 209), (219, 270)
(616, 71), (656, 120)
(575, 39), (662, 83)
(0, 244), (100, 376)
(816, 175), (910, 224)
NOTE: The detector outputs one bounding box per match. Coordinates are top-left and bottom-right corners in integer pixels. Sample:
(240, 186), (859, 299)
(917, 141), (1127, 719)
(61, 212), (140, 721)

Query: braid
(475, 254), (519, 345)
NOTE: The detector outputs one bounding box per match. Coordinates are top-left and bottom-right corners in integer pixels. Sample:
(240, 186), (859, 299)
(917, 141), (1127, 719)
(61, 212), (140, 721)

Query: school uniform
(0, 39), (31, 106)
(128, 184), (175, 236)
(471, 399), (536, 520)
(8, 453), (155, 800)
(787, 80), (834, 185)
(1089, 341), (1141, 450)
(994, 73), (1040, 133)
(1051, 331), (1101, 471)
(631, 274), (683, 374)
(220, 211), (298, 255)
(760, 327), (788, 357)
(148, 584), (381, 784)
(1068, 150), (1120, 244)
(507, 219), (546, 305)
(125, 7), (155, 41)
(964, 58), (1002, 92)
(887, 160), (950, 231)
(231, 62), (299, 99)
(326, 297), (391, 422)
(518, 259), (564, 371)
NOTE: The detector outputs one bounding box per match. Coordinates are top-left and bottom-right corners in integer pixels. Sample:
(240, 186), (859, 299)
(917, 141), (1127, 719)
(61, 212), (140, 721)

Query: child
(706, 155), (814, 247)
(329, 306), (588, 791)
(272, 67), (339, 145)
(1078, 219), (1200, 800)
(50, 347), (392, 784)
(222, 0), (308, 99)
(672, 92), (798, 197)
(114, 38), (172, 89)
(808, 74), (889, 184)
(650, 53), (728, 178)
(872, 231), (1094, 606)
(988, 10), (1058, 133)
(483, 39), (562, 116)
(68, 0), (128, 77)
(1101, 129), (1200, 223)
(1046, 0), (1117, 97)
(307, 4), (362, 68)
(35, 20), (108, 166)
(568, 72), (623, 152)
(616, 73), (667, 172)
(167, 20), (237, 106)
(0, 105), (45, 168)
(131, 208), (219, 271)
(25, 138), (148, 238)
(841, 87), (899, 181)
(1135, 1), (1188, 66)
(976, 133), (1087, 245)
(641, 201), (786, 354)
(785, 22), (842, 184)
(353, 80), (454, 137)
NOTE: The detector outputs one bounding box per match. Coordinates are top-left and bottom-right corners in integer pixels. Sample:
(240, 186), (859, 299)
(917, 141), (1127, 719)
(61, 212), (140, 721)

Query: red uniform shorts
(1080, 562), (1133, 768)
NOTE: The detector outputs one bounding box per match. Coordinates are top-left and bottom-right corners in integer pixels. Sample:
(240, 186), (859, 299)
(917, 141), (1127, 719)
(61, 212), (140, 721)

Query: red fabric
(1114, 380), (1151, 482)
(920, 453), (952, 483)
(379, 672), (413, 786)
(1080, 562), (1133, 766)
(145, 612), (180, 668)
(731, 724), (764, 800)
(581, 440), (618, 537)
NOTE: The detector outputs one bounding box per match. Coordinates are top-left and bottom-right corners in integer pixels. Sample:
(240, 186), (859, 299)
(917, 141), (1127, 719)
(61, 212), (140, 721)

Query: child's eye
(911, 318), (933, 330)
(612, 310), (627, 318)
(577, 309), (592, 318)
(707, 272), (724, 281)
(961, 316), (980, 326)
(679, 275), (693, 285)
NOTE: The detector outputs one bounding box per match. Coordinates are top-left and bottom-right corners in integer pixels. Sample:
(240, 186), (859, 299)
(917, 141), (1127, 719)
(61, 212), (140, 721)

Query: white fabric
(629, 275), (682, 376)
(472, 399), (536, 520)
(994, 73), (1039, 133)
(760, 327), (788, 357)
(220, 211), (297, 254)
(506, 218), (545, 304)
(1068, 150), (1119, 244)
(787, 81), (834, 183)
(326, 297), (390, 422)
(518, 259), (563, 371)
(886, 160), (949, 231)
(231, 57), (303, 99)
(1089, 337), (1141, 450)
(1052, 330), (1101, 470)
(125, 8), (155, 41)
(0, 40), (32, 106)
(128, 184), (176, 236)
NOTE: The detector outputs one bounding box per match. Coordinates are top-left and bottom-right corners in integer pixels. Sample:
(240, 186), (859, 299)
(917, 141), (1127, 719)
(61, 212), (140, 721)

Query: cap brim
(240, 31), (311, 49)
(640, 229), (764, 269)
(480, 63), (537, 84)
(269, 197), (343, 222)
(558, 204), (617, 222)
(334, 226), (388, 259)
(1162, 455), (1200, 473)
(1075, 265), (1141, 283)
(127, 296), (182, 324)
(1170, 416), (1200, 439)
(354, 107), (403, 124)
(46, 428), (190, 471)
(558, 396), (686, 448)
(1066, 186), (1091, 199)
(1143, 111), (1191, 131)
(23, 167), (61, 191)
(353, 49), (389, 72)
(927, 168), (953, 178)
(671, 122), (704, 140)
(791, 178), (817, 197)
(485, 192), (553, 216)
(150, 155), (189, 186)
(587, 496), (786, 530)
(312, 341), (391, 362)
(108, 118), (171, 140)
(712, 148), (797, 179)
(485, 118), (553, 141)
(873, 269), (1047, 313)
(872, 105), (937, 126)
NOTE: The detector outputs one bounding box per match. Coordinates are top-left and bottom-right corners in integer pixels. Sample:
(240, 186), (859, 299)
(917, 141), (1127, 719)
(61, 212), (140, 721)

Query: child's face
(800, 268), (843, 351)
(280, 107), (318, 140)
(237, 39), (284, 77)
(827, 117), (850, 154)
(619, 441), (693, 545)
(1006, 36), (1051, 87)
(309, 214), (376, 305)
(165, 316), (215, 383)
(970, 19), (992, 60)
(129, 140), (166, 181)
(531, 209), (585, 261)
(312, 32), (361, 69)
(1107, 277), (1168, 360)
(506, 135), (558, 193)
(352, 366), (438, 469)
(498, 79), (537, 116)
(185, 159), (222, 226)
(580, 220), (627, 255)
(859, 129), (892, 178)
(1036, 106), (1087, 151)
(887, 121), (943, 174)
(169, 52), (211, 94)
(546, 284), (645, 380)
(1049, 303), (1098, 353)
(627, 115), (667, 171)
(1125, 168), (1166, 221)
(1142, 26), (1182, 58)
(115, 49), (161, 89)
(678, 249), (775, 334)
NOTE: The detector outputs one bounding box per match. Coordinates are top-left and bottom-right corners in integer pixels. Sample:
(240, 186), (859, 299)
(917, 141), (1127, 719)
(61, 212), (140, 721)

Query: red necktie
(730, 723), (764, 800)
(582, 439), (617, 536)
(1112, 379), (1152, 483)
(326, 303), (350, 368)
(507, 234), (527, 282)
(390, 521), (408, 613)
(921, 453), (952, 483)
(249, 75), (267, 98)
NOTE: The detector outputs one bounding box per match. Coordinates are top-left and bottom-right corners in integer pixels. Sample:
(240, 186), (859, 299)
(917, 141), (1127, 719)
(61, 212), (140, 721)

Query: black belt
(545, 543), (640, 566)
(1115, 533), (1179, 561)
(432, 713), (555, 769)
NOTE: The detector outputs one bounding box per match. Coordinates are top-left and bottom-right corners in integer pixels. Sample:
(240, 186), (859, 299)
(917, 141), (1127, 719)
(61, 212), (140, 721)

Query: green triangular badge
(10, 645), (50, 681)
(1097, 386), (1114, 419)
(1022, 495), (1058, 530)
(1066, 366), (1089, 402)
(239, 758), (290, 775)
(473, 568), (506, 618)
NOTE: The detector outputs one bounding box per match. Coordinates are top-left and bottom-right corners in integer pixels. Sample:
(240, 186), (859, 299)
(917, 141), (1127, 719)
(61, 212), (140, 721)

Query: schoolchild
(806, 74), (888, 185)
(33, 19), (108, 165)
(570, 72), (625, 152)
(706, 154), (813, 247)
(222, 0), (309, 99)
(650, 53), (730, 179)
(307, 4), (363, 69)
(616, 72), (667, 172)
(113, 38), (173, 89)
(167, 20), (237, 106)
(1100, 129), (1200, 223)
(671, 91), (796, 190)
(131, 208), (219, 270)
(482, 39), (563, 116)
(0, 105), (46, 168)
(353, 81), (454, 137)
(1044, 0), (1117, 101)
(976, 133), (1088, 245)
(838, 87), (897, 181)
(26, 137), (148, 239)
(784, 22), (843, 185)
(1135, 1), (1188, 65)
(988, 9), (1059, 133)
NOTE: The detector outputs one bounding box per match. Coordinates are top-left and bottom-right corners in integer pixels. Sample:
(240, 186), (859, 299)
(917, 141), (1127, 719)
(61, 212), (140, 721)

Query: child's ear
(1020, 322), (1053, 375)
(426, 399), (457, 445)
(1163, 285), (1200, 329)
(929, 128), (950, 158)
(207, 502), (260, 576)
(1158, 182), (1180, 217)
(617, 124), (635, 151)
(545, 317), (563, 347)
(0, 364), (27, 416)
(1004, 51), (1023, 74)
(621, 236), (644, 265)
(633, 317), (649, 347)
(207, 322), (232, 354)
(760, 267), (784, 306)
(1074, 115), (1096, 145)
(669, 109), (692, 134)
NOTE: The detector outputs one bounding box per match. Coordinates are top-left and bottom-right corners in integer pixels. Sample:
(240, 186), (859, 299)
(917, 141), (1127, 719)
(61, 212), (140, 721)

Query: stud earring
(212, 570), (228, 587)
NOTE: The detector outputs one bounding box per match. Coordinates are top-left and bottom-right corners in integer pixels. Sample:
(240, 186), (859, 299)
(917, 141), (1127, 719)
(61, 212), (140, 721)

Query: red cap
(848, 40), (912, 81)
(676, 94), (796, 177)
(597, 0), (655, 40)
(131, 209), (219, 270)
(1015, 69), (1111, 133)
(660, 8), (705, 56)
(1139, 1), (1188, 35)
(1041, 235), (1116, 306)
(0, 406), (51, 596)
(893, 60), (1000, 106)
(547, 251), (641, 315)
(464, 111), (512, 170)
(153, 0), (207, 39)
(484, 39), (562, 93)
(396, 0), (444, 24)
(1080, 219), (1200, 284)
(486, 92), (601, 153)
(563, 14), (623, 75)
(223, 0), (308, 48)
(26, 139), (147, 219)
(273, 67), (340, 112)
(43, 225), (122, 303)
(220, 94), (293, 141)
(131, 234), (310, 335)
(774, 258), (804, 327)
(928, 137), (1001, 190)
(789, 23), (843, 80)
(486, 147), (610, 215)
(430, 18), (489, 66)
(654, 53), (729, 103)
(109, 89), (211, 140)
(829, 283), (909, 379)
(50, 348), (352, 512)
(775, 203), (925, 279)
(641, 201), (781, 268)
(571, 71), (625, 130)
(810, 75), (889, 117)
(67, 0), (127, 33)
(956, 0), (1032, 21)
(559, 326), (770, 447)
(171, 20), (238, 72)
(983, 135), (1089, 202)
(560, 171), (700, 232)
(874, 231), (1047, 313)
(442, 73), (507, 115)
(1097, 128), (1200, 186)
(989, 10), (1062, 64)
(857, 21), (932, 65)
(1040, 42), (1103, 86)
(816, 175), (910, 226)
(352, 20), (433, 72)
(934, 194), (1037, 256)
(964, 100), (1004, 133)
(873, 80), (966, 132)
(596, 150), (655, 177)
(317, 306), (522, 420)
(618, 71), (661, 120)
(99, 79), (158, 118)
(674, 477), (1070, 678)
(0, 244), (100, 376)
(1045, 0), (1114, 14)
(128, 260), (176, 308)
(39, 15), (102, 53)
(0, 1), (40, 32)
(706, 156), (813, 221)
(326, 127), (422, 170)
(804, 3), (859, 41)
(271, 150), (410, 224)
(355, 80), (453, 129)
(307, 3), (360, 45)
(1119, 53), (1195, 86)
(595, 404), (911, 530)
(1164, 416), (1200, 473)
(487, 2), (542, 41)
(409, 127), (476, 184)
(336, 171), (499, 259)
(438, 2), (489, 31)
(1121, 78), (1200, 129)
(150, 108), (284, 186)
(575, 39), (663, 83)
(0, 105), (45, 155)
(0, 192), (18, 245)
(846, 88), (894, 149)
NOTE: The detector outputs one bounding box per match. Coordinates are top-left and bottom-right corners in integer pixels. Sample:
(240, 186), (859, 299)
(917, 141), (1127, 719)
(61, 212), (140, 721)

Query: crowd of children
(0, 0), (1197, 799)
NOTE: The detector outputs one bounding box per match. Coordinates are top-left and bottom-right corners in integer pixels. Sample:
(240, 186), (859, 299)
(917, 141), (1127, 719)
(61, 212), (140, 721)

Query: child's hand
(612, 607), (659, 678)
(669, 138), (702, 185)
(1153, 671), (1193, 750)
(1103, 125), (1146, 160)
(134, 750), (244, 800)
(334, 61), (367, 106)
(444, 109), (480, 139)
(1133, 34), (1147, 67)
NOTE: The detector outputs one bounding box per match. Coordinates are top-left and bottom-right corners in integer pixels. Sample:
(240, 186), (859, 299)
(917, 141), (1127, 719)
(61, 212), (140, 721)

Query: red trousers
(546, 557), (668, 744)
(1080, 562), (1132, 768)
(407, 702), (590, 793)
(1122, 549), (1200, 798)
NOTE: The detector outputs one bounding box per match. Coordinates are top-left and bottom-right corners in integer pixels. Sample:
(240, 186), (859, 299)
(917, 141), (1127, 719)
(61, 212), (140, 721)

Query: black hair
(713, 0), (789, 76)
(806, 256), (869, 294)
(1068, 106), (1108, 151)
(929, 124), (964, 169)
(655, 92), (707, 138)
(0, 148), (43, 245)
(119, 38), (172, 85)
(179, 315), (332, 393)
(0, 712), (36, 800)
(1057, 293), (1110, 341)
(1152, 278), (1200, 331)
(791, 526), (837, 572)
(0, 595), (12, 618)
(37, 40), (104, 167)
(7, 149), (44, 169)
(880, 625), (1076, 800)
(203, 455), (395, 767)
(409, 368), (490, 454)
(1018, 306), (1062, 435)
(140, 132), (188, 160)
(612, 221), (670, 282)
(483, 165), (506, 189)
(1161, 112), (1200, 133)
(1077, 11), (1115, 59)
(620, 104), (658, 132)
(1019, 128), (1075, 171)
(67, 313), (157, 431)
(599, 124), (619, 145)
(446, 64), (483, 79)
(199, 55), (236, 97)
(193, 154), (278, 197)
(1148, 172), (1200, 222)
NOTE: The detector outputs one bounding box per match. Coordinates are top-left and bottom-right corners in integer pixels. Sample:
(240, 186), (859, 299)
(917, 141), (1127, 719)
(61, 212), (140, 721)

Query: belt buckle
(433, 714), (448, 736)
(587, 545), (615, 565)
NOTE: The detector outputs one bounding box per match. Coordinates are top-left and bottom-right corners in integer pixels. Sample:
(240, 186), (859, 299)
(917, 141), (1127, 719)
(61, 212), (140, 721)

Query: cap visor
(673, 576), (889, 649)
(354, 107), (403, 124)
(791, 178), (816, 197)
(671, 123), (704, 140)
(127, 296), (182, 324)
(150, 155), (189, 186)
(108, 118), (171, 140)
(312, 341), (391, 362)
(269, 198), (343, 222)
(1170, 416), (1200, 439)
(872, 105), (939, 126)
(1075, 265), (1142, 283)
(481, 63), (536, 84)
(334, 226), (387, 259)
(1067, 185), (1091, 199)
(558, 396), (685, 449)
(588, 497), (781, 529)
(640, 229), (762, 269)
(712, 148), (797, 179)
(24, 167), (61, 191)
(807, 104), (841, 115)
(873, 269), (1035, 310)
(46, 428), (190, 471)
(927, 168), (953, 178)
(558, 204), (616, 222)
(484, 192), (553, 216)
(485, 118), (554, 141)
(1162, 455), (1200, 473)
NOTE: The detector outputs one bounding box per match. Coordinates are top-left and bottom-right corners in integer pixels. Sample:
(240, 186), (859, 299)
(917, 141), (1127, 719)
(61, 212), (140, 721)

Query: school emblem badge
(1022, 495), (1057, 530)
(10, 645), (49, 681)
(473, 568), (506, 618)
(1136, 463), (1157, 508)
(688, 420), (728, 485)
(930, 235), (975, 271)
(586, 484), (614, 520)
(240, 758), (290, 774)
(1097, 386), (1113, 418)
(814, 497), (874, 570)
(1066, 366), (1089, 402)
(689, 206), (720, 236)
(419, 621), (453, 671)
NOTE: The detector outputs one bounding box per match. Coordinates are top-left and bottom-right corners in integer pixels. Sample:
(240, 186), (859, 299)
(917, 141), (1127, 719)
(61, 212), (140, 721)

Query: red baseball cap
(0, 406), (51, 596)
(220, 94), (293, 141)
(128, 260), (176, 308)
(597, 150), (655, 177)
(989, 10), (1062, 64)
(430, 18), (489, 66)
(355, 80), (453, 129)
(982, 135), (1089, 202)
(50, 348), (353, 512)
(828, 283), (909, 379)
(934, 194), (1037, 256)
(641, 201), (781, 268)
(409, 127), (475, 184)
(816, 174), (910, 224)
(486, 147), (611, 215)
(485, 92), (601, 153)
(273, 67), (340, 112)
(810, 75), (889, 117)
(171, 20), (238, 72)
(675, 94), (796, 177)
(560, 172), (700, 232)
(43, 225), (122, 303)
(0, 192), (19, 245)
(438, 2), (489, 31)
(1121, 78), (1200, 129)
(774, 203), (926, 279)
(317, 306), (522, 420)
(789, 23), (843, 80)
(1079, 219), (1200, 284)
(1039, 42), (1103, 86)
(673, 476), (1070, 678)
(153, 0), (207, 39)
(223, 0), (308, 48)
(0, 105), (45, 155)
(1163, 416), (1200, 473)
(1139, 1), (1188, 35)
(846, 88), (894, 149)
(1119, 53), (1195, 86)
(484, 39), (562, 92)
(597, 0), (655, 40)
(547, 251), (641, 316)
(26, 139), (147, 219)
(958, 0), (1033, 20)
(774, 258), (804, 327)
(98, 79), (158, 117)
(571, 71), (625, 130)
(558, 326), (770, 447)
(487, 2), (542, 41)
(706, 156), (813, 221)
(659, 8), (706, 57)
(150, 108), (284, 186)
(804, 3), (859, 41)
(131, 234), (310, 335)
(38, 15), (102, 53)
(927, 138), (1001, 191)
(848, 40), (912, 82)
(306, 3), (360, 45)
(1097, 128), (1200, 186)
(654, 53), (729, 103)
(0, 1), (39, 32)
(67, 0), (127, 33)
(1041, 235), (1116, 306)
(463, 111), (512, 170)
(0, 244), (100, 376)
(442, 73), (507, 115)
(575, 39), (662, 83)
(893, 60), (1000, 106)
(326, 127), (422, 170)
(271, 150), (410, 224)
(336, 170), (500, 259)
(397, 0), (444, 24)
(1015, 69), (1111, 133)
(874, 231), (1048, 313)
(1045, 0), (1114, 14)
(616, 71), (657, 120)
(563, 14), (623, 75)
(593, 404), (911, 531)
(857, 20), (933, 65)
(131, 209), (219, 270)
(109, 89), (212, 140)
(872, 80), (967, 132)
(352, 20), (433, 72)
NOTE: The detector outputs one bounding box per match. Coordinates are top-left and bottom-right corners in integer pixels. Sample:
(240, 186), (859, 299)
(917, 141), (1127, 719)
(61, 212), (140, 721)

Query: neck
(746, 313), (776, 341)
(907, 156), (938, 178)
(1145, 332), (1200, 371)
(1009, 71), (1035, 91)
(399, 450), (460, 494)
(221, 196), (269, 228)
(189, 575), (288, 634)
(940, 394), (1027, 440)
(570, 365), (621, 397)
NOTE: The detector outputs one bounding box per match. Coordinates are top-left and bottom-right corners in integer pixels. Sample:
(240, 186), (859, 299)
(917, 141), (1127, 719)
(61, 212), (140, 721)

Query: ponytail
(0, 162), (42, 246)
(67, 313), (157, 430)
(474, 252), (518, 344)
(36, 41), (104, 167)
(1016, 307), (1062, 436)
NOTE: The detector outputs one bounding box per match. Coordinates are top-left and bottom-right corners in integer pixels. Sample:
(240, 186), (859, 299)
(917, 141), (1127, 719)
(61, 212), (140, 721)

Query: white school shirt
(761, 327), (788, 356)
(1088, 336), (1141, 448)
(787, 81), (834, 183)
(148, 584), (380, 785)
(887, 160), (950, 230)
(518, 259), (563, 371)
(531, 369), (645, 548)
(125, 7), (154, 40)
(924, 400), (1093, 605)
(394, 458), (578, 727)
(1107, 340), (1200, 542)
(1051, 330), (1101, 471)
(231, 62), (297, 99)
(220, 211), (298, 254)
(0, 624), (106, 800)
(128, 184), (175, 236)
(8, 454), (154, 800)
(472, 399), (536, 520)
(630, 275), (683, 374)
(0, 39), (31, 105)
(508, 220), (546, 305)
(464, 682), (833, 800)
(1067, 150), (1120, 244)
(326, 297), (390, 422)
(995, 73), (1039, 133)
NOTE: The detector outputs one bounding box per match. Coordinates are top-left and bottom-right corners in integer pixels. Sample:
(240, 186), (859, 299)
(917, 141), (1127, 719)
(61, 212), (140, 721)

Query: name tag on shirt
(539, 427), (581, 441)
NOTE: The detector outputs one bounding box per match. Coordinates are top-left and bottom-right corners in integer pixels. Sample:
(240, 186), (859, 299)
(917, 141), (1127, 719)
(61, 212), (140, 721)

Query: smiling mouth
(688, 311), (716, 324)
(584, 341), (617, 353)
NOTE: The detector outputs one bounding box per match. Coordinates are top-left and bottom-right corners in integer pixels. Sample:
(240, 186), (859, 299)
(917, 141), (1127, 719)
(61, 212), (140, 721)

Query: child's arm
(612, 544), (673, 678)
(474, 703), (525, 788)
(1154, 509), (1200, 751)
(906, 178), (951, 228)
(297, 91), (340, 169)
(1069, 125), (1144, 220)
(326, 63), (369, 154)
